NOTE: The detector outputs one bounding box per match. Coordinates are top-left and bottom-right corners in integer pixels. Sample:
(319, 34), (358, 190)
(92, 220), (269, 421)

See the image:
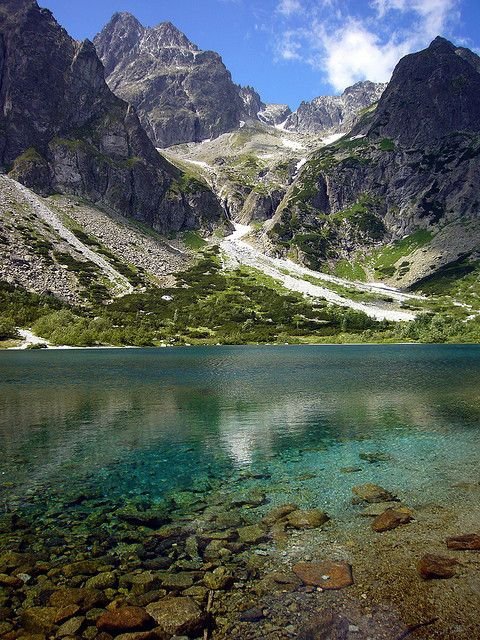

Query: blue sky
(39, 0), (480, 109)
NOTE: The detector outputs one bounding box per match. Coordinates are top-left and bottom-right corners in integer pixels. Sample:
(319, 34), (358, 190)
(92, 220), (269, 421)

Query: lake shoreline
(3, 340), (480, 351)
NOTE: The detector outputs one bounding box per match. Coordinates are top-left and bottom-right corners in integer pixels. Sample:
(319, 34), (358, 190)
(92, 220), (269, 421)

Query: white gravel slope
(221, 224), (417, 322)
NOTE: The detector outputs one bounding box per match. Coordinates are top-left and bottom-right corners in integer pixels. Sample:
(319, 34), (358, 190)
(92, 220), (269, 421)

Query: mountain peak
(150, 21), (197, 50)
(428, 35), (455, 51)
(366, 37), (480, 146)
(108, 11), (143, 29)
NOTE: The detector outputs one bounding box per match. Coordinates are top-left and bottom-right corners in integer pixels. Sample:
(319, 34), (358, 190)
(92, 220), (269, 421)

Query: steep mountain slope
(266, 38), (480, 288)
(0, 0), (223, 233)
(284, 81), (386, 135)
(94, 13), (262, 147)
(0, 174), (190, 305)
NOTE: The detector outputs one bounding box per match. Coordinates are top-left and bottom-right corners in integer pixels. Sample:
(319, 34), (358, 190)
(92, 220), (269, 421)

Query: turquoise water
(1, 344), (480, 523)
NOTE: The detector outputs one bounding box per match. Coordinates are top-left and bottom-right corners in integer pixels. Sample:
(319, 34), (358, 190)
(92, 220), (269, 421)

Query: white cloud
(317, 21), (410, 91)
(278, 0), (303, 17)
(371, 0), (457, 35)
(273, 0), (460, 92)
(277, 29), (304, 60)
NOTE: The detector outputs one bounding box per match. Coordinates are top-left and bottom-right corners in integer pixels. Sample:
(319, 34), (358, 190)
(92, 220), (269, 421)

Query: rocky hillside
(266, 38), (480, 288)
(284, 81), (386, 135)
(164, 121), (321, 226)
(0, 174), (190, 305)
(94, 13), (264, 148)
(0, 0), (224, 233)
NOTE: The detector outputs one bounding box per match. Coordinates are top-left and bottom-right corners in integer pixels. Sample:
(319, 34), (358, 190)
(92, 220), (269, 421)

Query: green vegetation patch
(0, 282), (64, 333)
(334, 259), (367, 282)
(373, 229), (433, 277)
(410, 256), (480, 307)
(180, 231), (208, 251)
(53, 251), (110, 303)
(3, 248), (386, 347)
(168, 172), (210, 196)
(379, 138), (395, 152)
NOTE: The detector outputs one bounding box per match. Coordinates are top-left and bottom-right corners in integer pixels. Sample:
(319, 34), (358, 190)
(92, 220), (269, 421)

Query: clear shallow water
(1, 344), (480, 522)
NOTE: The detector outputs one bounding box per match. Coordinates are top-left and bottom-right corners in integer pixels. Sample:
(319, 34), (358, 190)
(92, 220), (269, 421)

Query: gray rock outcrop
(284, 81), (386, 135)
(94, 13), (261, 147)
(0, 0), (223, 233)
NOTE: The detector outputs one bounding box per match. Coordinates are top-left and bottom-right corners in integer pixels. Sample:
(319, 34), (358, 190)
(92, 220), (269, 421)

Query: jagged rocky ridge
(0, 0), (223, 233)
(284, 81), (386, 135)
(94, 13), (265, 148)
(267, 38), (480, 285)
(94, 12), (385, 145)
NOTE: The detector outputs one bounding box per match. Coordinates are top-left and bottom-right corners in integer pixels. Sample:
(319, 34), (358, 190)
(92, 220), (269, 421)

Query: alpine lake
(1, 345), (480, 639)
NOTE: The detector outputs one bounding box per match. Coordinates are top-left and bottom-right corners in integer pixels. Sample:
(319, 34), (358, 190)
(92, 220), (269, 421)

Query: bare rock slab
(146, 597), (206, 636)
(417, 554), (459, 579)
(293, 561), (353, 590)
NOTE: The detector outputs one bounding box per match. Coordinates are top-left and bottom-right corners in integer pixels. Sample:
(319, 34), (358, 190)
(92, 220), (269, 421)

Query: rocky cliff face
(267, 39), (480, 285)
(258, 104), (292, 127)
(362, 37), (480, 146)
(94, 13), (260, 147)
(0, 0), (223, 233)
(284, 81), (386, 135)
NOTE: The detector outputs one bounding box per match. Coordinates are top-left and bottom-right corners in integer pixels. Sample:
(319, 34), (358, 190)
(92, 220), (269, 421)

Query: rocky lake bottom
(0, 345), (479, 639)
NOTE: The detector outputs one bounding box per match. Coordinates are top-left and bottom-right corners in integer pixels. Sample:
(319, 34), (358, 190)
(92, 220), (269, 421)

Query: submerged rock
(56, 615), (85, 637)
(446, 534), (480, 550)
(237, 524), (268, 544)
(116, 507), (169, 528)
(145, 597), (206, 636)
(239, 607), (265, 622)
(96, 607), (155, 633)
(262, 504), (298, 526)
(159, 572), (195, 590)
(359, 502), (401, 517)
(54, 605), (81, 625)
(286, 509), (329, 530)
(417, 554), (459, 579)
(230, 490), (266, 508)
(85, 571), (117, 590)
(20, 607), (58, 633)
(371, 507), (414, 532)
(61, 560), (104, 578)
(298, 609), (349, 640)
(115, 632), (162, 640)
(352, 484), (398, 504)
(203, 566), (234, 590)
(292, 561), (353, 590)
